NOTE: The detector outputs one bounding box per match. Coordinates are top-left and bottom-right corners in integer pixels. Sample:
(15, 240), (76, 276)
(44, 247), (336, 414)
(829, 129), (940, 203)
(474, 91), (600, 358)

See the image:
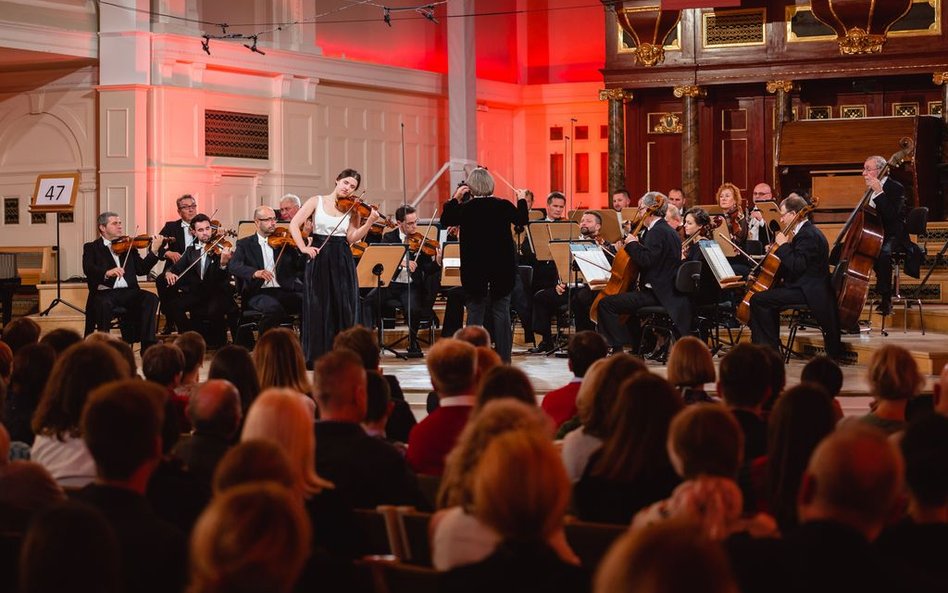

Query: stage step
(789, 328), (948, 375)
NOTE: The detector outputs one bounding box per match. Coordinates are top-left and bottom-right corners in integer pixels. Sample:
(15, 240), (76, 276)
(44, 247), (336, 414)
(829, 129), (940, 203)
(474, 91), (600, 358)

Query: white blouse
(312, 195), (350, 237)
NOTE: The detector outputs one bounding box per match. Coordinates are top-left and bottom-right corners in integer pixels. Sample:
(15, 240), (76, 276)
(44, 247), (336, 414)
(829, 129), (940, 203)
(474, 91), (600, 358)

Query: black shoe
(527, 341), (554, 354)
(406, 343), (424, 358)
(645, 343), (669, 362)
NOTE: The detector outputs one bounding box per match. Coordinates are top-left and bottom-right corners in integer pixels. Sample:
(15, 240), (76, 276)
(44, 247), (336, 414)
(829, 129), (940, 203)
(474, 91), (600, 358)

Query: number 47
(45, 185), (65, 200)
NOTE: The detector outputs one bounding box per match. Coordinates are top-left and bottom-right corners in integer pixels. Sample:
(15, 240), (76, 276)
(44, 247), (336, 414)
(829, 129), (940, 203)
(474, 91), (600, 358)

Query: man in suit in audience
(407, 339), (477, 476)
(313, 349), (428, 509)
(228, 206), (304, 342)
(82, 212), (163, 350)
(156, 194), (199, 333)
(173, 379), (241, 488)
(540, 331), (607, 429)
(72, 380), (187, 593)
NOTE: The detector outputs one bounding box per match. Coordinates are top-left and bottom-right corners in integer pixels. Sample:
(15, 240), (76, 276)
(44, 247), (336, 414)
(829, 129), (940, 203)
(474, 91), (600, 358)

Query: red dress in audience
(541, 379), (582, 429)
(406, 396), (474, 476)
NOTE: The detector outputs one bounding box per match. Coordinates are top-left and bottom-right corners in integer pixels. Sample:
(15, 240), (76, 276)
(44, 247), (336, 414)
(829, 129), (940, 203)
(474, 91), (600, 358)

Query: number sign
(31, 173), (80, 213)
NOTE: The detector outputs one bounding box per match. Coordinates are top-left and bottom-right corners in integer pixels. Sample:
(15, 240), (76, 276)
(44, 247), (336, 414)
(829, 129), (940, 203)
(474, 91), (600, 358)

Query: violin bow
(120, 225), (141, 270)
(176, 232), (231, 279)
(412, 208), (439, 263)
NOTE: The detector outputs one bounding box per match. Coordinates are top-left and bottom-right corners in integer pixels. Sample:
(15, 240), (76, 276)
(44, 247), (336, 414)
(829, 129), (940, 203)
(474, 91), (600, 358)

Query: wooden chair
(563, 519), (626, 569)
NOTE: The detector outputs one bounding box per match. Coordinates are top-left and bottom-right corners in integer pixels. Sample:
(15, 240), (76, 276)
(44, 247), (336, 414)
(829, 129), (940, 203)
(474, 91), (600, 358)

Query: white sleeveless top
(312, 195), (350, 237)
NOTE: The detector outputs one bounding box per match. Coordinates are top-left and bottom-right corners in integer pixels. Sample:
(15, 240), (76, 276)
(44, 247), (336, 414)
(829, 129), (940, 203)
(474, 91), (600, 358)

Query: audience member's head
(590, 373), (683, 482)
(452, 325), (491, 347)
(174, 331), (207, 383)
(189, 379), (242, 439)
(472, 429), (570, 543)
(84, 333), (138, 376)
(19, 502), (121, 593)
(189, 483), (310, 593)
(142, 343), (185, 389)
(576, 354), (647, 439)
(718, 344), (770, 411)
(800, 355), (843, 397)
(0, 341), (12, 384)
(0, 460), (65, 515)
(474, 365), (536, 411)
(438, 399), (551, 509)
(566, 331), (608, 378)
(667, 337), (715, 390)
(1, 317), (40, 354)
(213, 440), (296, 495)
(363, 372), (393, 432)
(868, 344), (923, 401)
(595, 520), (738, 593)
(759, 346), (785, 408)
(32, 342), (129, 439)
(253, 328), (312, 397)
(313, 349), (367, 422)
(333, 325), (380, 370)
(81, 380), (165, 488)
(241, 388), (331, 497)
(933, 362), (948, 416)
(798, 424), (903, 540)
(764, 383), (837, 530)
(668, 404), (743, 480)
(474, 346), (502, 384)
(9, 343), (55, 411)
(37, 328), (82, 356)
(900, 413), (948, 521)
(209, 345), (261, 415)
(428, 339), (477, 398)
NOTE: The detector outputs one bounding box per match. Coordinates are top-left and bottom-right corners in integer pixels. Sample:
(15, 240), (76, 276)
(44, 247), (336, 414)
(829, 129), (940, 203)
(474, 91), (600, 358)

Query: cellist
(596, 192), (691, 354)
(863, 155), (909, 315)
(747, 196), (841, 358)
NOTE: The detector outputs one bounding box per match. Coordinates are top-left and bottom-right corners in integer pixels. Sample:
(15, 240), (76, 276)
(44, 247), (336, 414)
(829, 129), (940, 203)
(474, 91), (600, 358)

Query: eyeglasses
(179, 203), (197, 210)
(256, 216), (276, 222)
(752, 192), (771, 197)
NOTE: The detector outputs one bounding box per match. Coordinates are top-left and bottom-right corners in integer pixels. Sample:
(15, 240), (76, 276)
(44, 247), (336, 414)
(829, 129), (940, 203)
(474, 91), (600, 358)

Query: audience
(3, 343), (55, 445)
(931, 361), (948, 416)
(1, 317), (40, 354)
(800, 355), (844, 420)
(361, 372), (406, 454)
(37, 327), (82, 356)
(84, 332), (138, 376)
(857, 344), (923, 434)
(540, 331), (607, 428)
(453, 325), (491, 347)
(0, 423), (64, 525)
(208, 344), (261, 415)
(253, 327), (314, 399)
(441, 430), (588, 593)
(718, 344), (769, 463)
(560, 354), (647, 482)
(174, 330), (207, 391)
(667, 336), (716, 404)
(173, 379), (241, 487)
(0, 340), (12, 385)
(212, 439), (295, 494)
(142, 343), (188, 430)
(408, 338), (478, 476)
(475, 365), (537, 410)
(31, 342), (129, 487)
(574, 373), (682, 524)
(313, 349), (427, 509)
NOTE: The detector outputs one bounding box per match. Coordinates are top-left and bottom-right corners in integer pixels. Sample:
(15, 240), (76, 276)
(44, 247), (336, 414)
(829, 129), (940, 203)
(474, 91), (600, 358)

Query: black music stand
(40, 213), (84, 316)
(358, 244), (409, 360)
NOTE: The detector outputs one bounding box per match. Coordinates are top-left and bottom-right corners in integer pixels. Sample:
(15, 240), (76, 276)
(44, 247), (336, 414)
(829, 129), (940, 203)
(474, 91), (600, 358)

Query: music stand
(357, 244), (409, 359)
(750, 201), (781, 243)
(698, 240), (744, 289)
(32, 172), (83, 316)
(440, 242), (462, 287)
(528, 221), (580, 262)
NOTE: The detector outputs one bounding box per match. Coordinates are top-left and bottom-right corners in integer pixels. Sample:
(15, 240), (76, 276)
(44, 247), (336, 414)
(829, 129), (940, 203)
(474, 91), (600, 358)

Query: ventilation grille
(704, 10), (765, 47)
(4, 198), (18, 225)
(205, 110), (269, 160)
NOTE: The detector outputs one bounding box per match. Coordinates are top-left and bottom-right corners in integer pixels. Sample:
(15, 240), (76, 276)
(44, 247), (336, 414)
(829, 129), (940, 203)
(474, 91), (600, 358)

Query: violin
(204, 229), (237, 255)
(407, 232), (438, 256)
(112, 234), (173, 255)
(681, 218), (723, 253)
(266, 227), (298, 250)
(726, 208), (745, 238)
(368, 220), (398, 235)
(335, 195), (396, 228)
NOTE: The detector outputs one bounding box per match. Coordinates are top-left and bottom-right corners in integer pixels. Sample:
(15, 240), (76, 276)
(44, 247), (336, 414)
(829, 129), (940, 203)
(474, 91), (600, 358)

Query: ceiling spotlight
(383, 7), (392, 26)
(201, 35), (211, 55)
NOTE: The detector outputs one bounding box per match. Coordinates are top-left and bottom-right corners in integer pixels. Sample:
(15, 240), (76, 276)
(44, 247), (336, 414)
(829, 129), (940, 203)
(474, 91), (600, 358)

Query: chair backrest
(743, 240), (764, 256)
(517, 265), (533, 289)
(675, 260), (702, 293)
(416, 474), (441, 510)
(397, 509), (433, 567)
(353, 508), (395, 557)
(906, 206), (928, 235)
(357, 558), (440, 593)
(563, 520), (627, 568)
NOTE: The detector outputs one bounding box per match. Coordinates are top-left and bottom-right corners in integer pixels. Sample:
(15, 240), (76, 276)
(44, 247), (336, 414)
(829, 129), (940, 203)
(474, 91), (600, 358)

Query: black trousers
(748, 286), (841, 358)
(247, 288), (302, 334)
(467, 292), (513, 363)
(532, 286), (596, 344)
(873, 238), (896, 303)
(166, 286), (235, 347)
(364, 281), (424, 346)
(87, 287), (159, 346)
(595, 289), (659, 351)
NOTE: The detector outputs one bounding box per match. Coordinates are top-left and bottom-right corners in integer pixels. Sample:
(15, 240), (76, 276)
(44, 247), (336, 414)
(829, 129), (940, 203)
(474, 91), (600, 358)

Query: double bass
(590, 195), (666, 324)
(831, 139), (915, 330)
(736, 198), (819, 325)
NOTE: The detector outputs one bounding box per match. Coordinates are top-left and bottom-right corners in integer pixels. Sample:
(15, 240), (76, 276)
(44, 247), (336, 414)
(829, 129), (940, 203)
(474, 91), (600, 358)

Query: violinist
(155, 194), (199, 333)
(278, 193), (315, 243)
(665, 204), (683, 234)
(747, 183), (774, 245)
(289, 168), (381, 361)
(667, 188), (686, 211)
(596, 192), (692, 355)
(747, 196), (841, 358)
(370, 205), (440, 356)
(716, 182), (748, 246)
(229, 206), (305, 344)
(681, 208), (711, 261)
(162, 214), (236, 348)
(81, 212), (163, 350)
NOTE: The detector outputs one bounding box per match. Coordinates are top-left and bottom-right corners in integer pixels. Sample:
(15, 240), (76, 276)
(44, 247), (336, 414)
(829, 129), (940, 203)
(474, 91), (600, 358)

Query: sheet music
(570, 242), (612, 288)
(698, 239), (744, 288)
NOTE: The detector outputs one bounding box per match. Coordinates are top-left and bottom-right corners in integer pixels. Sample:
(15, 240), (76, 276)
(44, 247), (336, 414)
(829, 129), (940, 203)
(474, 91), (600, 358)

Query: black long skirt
(302, 235), (359, 361)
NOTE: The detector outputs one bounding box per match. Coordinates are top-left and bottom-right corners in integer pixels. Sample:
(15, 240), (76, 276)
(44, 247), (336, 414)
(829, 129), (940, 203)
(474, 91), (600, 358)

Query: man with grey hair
(596, 192), (690, 355)
(228, 205), (303, 341)
(861, 155), (909, 315)
(81, 211), (163, 349)
(156, 194), (199, 333)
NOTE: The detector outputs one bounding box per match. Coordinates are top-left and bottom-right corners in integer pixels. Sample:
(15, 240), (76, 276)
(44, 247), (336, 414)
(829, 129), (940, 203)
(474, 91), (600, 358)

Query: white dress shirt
(181, 219), (195, 249)
(393, 230), (412, 284)
(102, 237), (128, 289)
(257, 233), (280, 288)
(869, 176), (888, 208)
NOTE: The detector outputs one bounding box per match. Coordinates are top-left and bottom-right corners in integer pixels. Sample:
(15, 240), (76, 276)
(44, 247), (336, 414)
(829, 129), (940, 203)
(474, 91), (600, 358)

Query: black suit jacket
(157, 219), (190, 260)
(775, 221), (834, 307)
(872, 178), (908, 245)
(380, 229), (438, 284)
(440, 196), (529, 298)
(228, 233), (304, 297)
(82, 238), (159, 292)
(625, 217), (692, 336)
(168, 243), (231, 293)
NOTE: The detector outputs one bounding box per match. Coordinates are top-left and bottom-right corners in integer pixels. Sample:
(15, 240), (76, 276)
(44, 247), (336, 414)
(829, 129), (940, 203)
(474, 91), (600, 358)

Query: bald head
(934, 362), (948, 416)
(799, 426), (903, 540)
(752, 183), (773, 203)
(189, 380), (242, 437)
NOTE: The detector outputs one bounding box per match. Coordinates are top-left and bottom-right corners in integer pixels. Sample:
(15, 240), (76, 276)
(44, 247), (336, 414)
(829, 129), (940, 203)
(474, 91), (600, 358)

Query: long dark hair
(209, 345), (261, 415)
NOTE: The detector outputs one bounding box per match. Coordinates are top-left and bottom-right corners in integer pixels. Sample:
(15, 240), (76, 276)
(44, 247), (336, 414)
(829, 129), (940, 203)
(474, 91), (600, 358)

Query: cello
(736, 198), (819, 325)
(590, 194), (666, 324)
(831, 139), (915, 330)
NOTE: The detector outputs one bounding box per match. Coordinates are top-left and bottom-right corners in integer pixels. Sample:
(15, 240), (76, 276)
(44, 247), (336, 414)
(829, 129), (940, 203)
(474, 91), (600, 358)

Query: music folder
(568, 242), (611, 289)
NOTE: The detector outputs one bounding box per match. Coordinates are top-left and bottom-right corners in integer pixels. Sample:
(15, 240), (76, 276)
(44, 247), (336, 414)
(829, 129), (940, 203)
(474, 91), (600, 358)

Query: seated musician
(596, 192), (691, 354)
(228, 206), (304, 337)
(373, 205), (439, 356)
(863, 155), (910, 315)
(748, 196), (841, 358)
(278, 193), (315, 239)
(667, 188), (686, 211)
(716, 182), (752, 278)
(747, 183), (775, 245)
(82, 212), (163, 350)
(681, 208), (711, 261)
(530, 211), (610, 353)
(611, 189), (632, 212)
(665, 204), (682, 233)
(162, 214), (236, 348)
(156, 194), (198, 333)
(543, 192), (567, 222)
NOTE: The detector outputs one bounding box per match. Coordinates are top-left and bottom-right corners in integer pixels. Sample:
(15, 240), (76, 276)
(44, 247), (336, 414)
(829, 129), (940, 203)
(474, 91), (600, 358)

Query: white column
(152, 0), (201, 36)
(448, 0), (477, 187)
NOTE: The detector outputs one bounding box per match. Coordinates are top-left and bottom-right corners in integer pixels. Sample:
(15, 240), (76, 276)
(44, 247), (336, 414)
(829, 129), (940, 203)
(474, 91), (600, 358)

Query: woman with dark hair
(208, 345), (261, 415)
(573, 373), (683, 524)
(290, 169), (381, 361)
(474, 365), (537, 411)
(3, 343), (56, 445)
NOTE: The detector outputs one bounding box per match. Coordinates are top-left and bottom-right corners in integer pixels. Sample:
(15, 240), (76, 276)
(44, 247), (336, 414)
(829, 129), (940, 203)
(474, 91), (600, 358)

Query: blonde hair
(427, 339), (477, 396)
(253, 329), (313, 398)
(189, 483), (310, 593)
(240, 388), (333, 496)
(575, 353), (647, 438)
(716, 182), (744, 211)
(667, 337), (715, 388)
(472, 429), (569, 541)
(868, 345), (922, 401)
(437, 399), (551, 509)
